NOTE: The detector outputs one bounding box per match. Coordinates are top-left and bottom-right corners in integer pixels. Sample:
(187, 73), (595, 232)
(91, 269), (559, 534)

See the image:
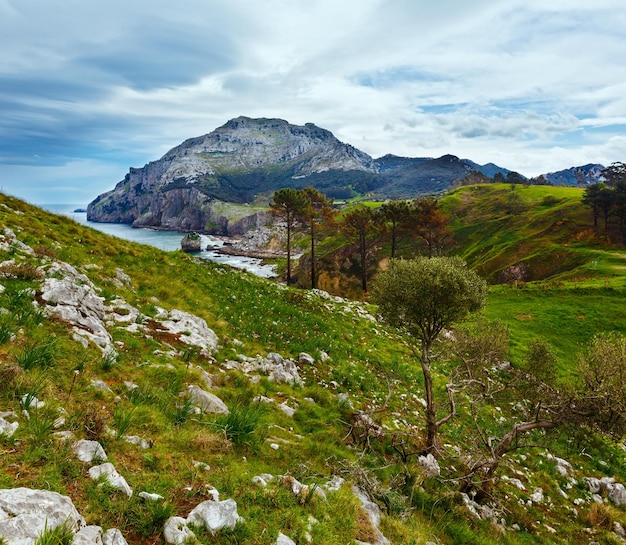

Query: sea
(40, 204), (277, 278)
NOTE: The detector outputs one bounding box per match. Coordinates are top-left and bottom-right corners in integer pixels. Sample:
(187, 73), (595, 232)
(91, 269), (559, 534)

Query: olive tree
(371, 257), (486, 454)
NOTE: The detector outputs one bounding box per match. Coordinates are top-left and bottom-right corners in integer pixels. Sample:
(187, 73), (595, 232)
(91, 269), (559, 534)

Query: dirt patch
(515, 314), (533, 320)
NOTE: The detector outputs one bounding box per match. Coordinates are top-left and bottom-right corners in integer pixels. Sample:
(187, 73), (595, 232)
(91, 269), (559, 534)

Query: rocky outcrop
(181, 232), (202, 252)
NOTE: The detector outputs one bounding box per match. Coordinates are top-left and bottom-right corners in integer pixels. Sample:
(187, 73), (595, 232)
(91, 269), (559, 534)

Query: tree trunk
(421, 342), (439, 454)
(310, 223), (316, 289)
(286, 220), (292, 284)
(360, 232), (368, 292)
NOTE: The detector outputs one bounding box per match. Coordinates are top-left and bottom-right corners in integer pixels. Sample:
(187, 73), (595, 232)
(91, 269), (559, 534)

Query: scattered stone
(323, 476), (345, 492)
(418, 453), (440, 478)
(88, 463), (133, 497)
(607, 482), (626, 507)
(123, 435), (151, 449)
(298, 352), (315, 365)
(40, 262), (113, 349)
(139, 492), (164, 501)
(187, 498), (243, 534)
(279, 402), (296, 417)
(53, 430), (76, 441)
(0, 417), (18, 438)
(73, 440), (107, 463)
(21, 394), (44, 410)
(163, 516), (195, 545)
(337, 392), (353, 409)
(103, 528), (128, 545)
(530, 488), (544, 503)
(275, 532), (296, 545)
(186, 385), (229, 414)
(114, 268), (132, 288)
(90, 379), (113, 393)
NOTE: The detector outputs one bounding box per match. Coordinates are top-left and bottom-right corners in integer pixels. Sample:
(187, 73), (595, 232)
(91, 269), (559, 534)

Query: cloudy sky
(2, 0), (626, 204)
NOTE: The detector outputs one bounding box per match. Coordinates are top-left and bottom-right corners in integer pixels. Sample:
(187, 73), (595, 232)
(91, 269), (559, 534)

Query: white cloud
(1, 0), (626, 201)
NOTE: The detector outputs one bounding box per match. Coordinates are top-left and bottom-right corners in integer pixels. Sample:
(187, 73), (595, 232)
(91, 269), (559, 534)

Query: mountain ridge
(86, 117), (514, 232)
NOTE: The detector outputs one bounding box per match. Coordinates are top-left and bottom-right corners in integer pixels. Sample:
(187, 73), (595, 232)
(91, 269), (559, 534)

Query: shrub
(15, 340), (57, 371)
(214, 402), (266, 446)
(587, 501), (613, 530)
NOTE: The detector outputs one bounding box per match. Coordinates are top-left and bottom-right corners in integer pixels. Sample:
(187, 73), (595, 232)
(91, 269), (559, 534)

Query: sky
(1, 0), (626, 204)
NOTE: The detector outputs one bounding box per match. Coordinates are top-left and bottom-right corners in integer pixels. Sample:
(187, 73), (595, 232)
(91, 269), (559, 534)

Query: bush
(214, 402), (266, 446)
(15, 340), (57, 371)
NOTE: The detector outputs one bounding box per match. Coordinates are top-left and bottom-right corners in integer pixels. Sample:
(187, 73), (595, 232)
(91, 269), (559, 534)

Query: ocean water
(40, 204), (277, 278)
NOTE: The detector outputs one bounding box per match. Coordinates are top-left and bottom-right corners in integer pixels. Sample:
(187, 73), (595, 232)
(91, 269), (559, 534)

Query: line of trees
(269, 187), (452, 291)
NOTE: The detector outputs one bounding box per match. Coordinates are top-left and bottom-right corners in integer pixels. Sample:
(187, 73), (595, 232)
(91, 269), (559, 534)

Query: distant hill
(540, 163), (605, 186)
(87, 117), (511, 232)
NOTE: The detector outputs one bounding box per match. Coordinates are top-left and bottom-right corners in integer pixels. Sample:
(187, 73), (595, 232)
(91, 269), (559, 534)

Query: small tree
(371, 257), (486, 454)
(270, 188), (308, 284)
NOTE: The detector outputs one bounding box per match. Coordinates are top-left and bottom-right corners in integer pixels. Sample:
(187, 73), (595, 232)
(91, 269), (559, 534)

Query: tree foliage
(341, 205), (383, 292)
(372, 257), (487, 453)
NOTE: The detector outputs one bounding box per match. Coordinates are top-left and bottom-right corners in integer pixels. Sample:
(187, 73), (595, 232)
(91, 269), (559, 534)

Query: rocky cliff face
(87, 117), (378, 233)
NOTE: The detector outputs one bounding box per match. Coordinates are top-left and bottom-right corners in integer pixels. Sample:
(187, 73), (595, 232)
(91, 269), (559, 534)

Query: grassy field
(1, 190), (626, 545)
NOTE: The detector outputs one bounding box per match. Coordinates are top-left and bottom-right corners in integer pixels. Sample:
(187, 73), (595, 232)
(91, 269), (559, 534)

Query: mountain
(87, 117), (510, 233)
(87, 117), (385, 232)
(540, 163), (605, 186)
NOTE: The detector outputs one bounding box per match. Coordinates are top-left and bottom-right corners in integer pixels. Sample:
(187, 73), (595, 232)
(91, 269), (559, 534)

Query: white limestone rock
(73, 440), (107, 463)
(0, 417), (18, 438)
(88, 463), (133, 497)
(298, 352), (315, 365)
(163, 517), (195, 545)
(187, 498), (243, 534)
(103, 528), (128, 545)
(157, 308), (219, 356)
(352, 486), (390, 545)
(276, 532), (296, 545)
(0, 488), (85, 544)
(72, 525), (103, 545)
(186, 385), (229, 415)
(418, 453), (440, 478)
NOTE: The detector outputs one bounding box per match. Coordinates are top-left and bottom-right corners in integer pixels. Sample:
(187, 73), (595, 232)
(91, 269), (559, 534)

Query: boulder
(73, 440), (107, 463)
(157, 309), (219, 356)
(40, 262), (112, 350)
(88, 463), (133, 497)
(187, 499), (243, 534)
(0, 488), (85, 544)
(181, 232), (202, 252)
(186, 385), (229, 414)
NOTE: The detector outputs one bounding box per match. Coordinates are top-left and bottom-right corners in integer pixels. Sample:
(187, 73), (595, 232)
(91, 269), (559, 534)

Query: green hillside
(1, 192), (626, 545)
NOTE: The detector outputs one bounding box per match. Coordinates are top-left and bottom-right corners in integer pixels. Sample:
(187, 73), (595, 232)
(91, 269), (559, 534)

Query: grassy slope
(440, 184), (626, 367)
(1, 192), (626, 545)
